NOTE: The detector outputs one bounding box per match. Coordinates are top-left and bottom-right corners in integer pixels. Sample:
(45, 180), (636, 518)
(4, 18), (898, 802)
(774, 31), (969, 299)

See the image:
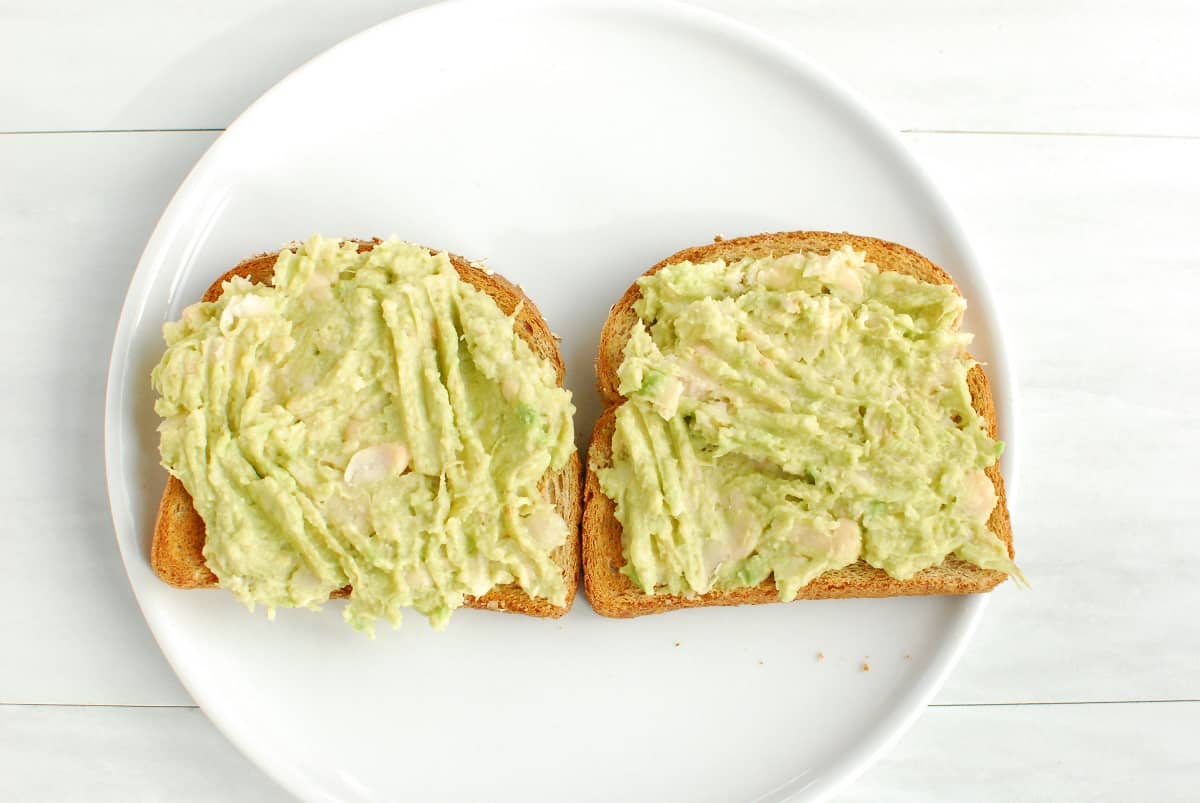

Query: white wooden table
(2, 1), (1197, 799)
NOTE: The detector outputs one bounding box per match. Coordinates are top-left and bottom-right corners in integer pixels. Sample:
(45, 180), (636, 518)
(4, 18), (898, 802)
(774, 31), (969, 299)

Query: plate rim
(103, 1), (1015, 800)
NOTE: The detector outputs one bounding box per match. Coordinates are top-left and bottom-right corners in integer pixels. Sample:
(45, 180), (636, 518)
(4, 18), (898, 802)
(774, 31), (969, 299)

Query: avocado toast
(583, 231), (1016, 618)
(151, 238), (581, 631)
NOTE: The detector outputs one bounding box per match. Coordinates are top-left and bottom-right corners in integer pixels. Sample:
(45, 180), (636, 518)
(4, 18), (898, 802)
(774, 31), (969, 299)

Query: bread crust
(583, 231), (1013, 618)
(151, 239), (581, 618)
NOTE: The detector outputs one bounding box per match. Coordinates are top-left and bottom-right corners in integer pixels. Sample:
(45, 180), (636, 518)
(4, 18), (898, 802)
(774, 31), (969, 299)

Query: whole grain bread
(151, 240), (581, 618)
(583, 231), (1013, 618)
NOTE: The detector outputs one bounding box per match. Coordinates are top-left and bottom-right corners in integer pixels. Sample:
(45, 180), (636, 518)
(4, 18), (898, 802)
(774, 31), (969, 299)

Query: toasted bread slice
(152, 240), (581, 618)
(583, 231), (1013, 618)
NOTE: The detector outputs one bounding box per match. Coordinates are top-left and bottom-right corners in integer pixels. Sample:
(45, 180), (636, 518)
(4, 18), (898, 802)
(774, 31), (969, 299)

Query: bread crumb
(862, 662), (870, 672)
(674, 641), (681, 647)
(816, 652), (824, 662)
(713, 234), (725, 242)
(757, 659), (764, 666)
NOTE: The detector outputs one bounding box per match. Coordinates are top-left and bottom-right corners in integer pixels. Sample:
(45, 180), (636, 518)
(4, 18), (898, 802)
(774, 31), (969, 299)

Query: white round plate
(106, 1), (1015, 800)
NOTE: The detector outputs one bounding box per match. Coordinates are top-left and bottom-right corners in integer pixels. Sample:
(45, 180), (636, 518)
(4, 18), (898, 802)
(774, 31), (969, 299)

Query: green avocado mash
(152, 236), (575, 633)
(597, 245), (1019, 599)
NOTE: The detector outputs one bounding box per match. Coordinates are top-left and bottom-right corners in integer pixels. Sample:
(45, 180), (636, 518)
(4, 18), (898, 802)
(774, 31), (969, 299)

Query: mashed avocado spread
(152, 236), (575, 633)
(597, 246), (1018, 599)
